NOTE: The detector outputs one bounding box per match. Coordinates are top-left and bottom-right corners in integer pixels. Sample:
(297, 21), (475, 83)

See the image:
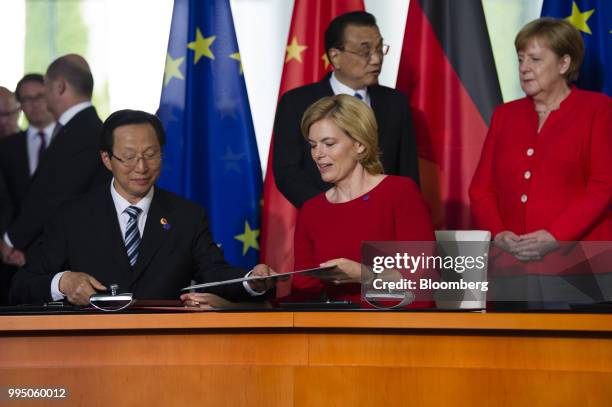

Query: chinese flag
(396, 0), (502, 229)
(261, 0), (364, 282)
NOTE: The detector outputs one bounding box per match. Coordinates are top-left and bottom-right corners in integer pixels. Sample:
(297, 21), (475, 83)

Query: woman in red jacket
(470, 18), (611, 259)
(289, 94), (435, 304)
(469, 18), (612, 305)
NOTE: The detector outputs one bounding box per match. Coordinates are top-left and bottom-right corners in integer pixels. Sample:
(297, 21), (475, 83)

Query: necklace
(534, 87), (570, 115)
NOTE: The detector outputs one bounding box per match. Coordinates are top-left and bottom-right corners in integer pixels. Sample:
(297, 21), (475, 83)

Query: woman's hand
(319, 258), (362, 285)
(494, 230), (523, 253)
(495, 229), (558, 261)
(514, 229), (559, 261)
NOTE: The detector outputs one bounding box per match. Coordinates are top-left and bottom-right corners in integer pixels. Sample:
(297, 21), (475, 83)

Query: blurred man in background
(0, 74), (56, 305)
(0, 74), (56, 216)
(0, 54), (109, 268)
(0, 87), (19, 139)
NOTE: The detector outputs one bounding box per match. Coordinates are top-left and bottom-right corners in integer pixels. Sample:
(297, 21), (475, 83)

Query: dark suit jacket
(10, 186), (254, 305)
(0, 172), (14, 305)
(272, 74), (420, 208)
(6, 106), (110, 250)
(0, 172), (12, 234)
(0, 134), (27, 304)
(0, 130), (32, 215)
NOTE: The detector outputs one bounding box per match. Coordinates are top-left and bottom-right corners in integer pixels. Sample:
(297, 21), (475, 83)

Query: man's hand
(0, 240), (25, 266)
(247, 264), (282, 292)
(180, 292), (228, 309)
(59, 272), (106, 306)
(180, 292), (272, 310)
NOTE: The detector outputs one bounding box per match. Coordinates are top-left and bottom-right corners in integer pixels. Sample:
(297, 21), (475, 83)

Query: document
(181, 265), (335, 291)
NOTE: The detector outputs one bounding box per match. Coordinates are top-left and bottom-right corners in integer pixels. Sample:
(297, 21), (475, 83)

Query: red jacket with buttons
(469, 88), (612, 242)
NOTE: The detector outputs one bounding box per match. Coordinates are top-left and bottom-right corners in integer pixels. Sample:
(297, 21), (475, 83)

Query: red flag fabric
(396, 0), (502, 229)
(261, 0), (365, 278)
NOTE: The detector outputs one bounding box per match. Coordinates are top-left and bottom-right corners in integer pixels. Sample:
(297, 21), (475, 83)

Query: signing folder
(181, 265), (335, 292)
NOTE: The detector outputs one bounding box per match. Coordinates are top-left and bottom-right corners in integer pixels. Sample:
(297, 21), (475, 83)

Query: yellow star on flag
(565, 1), (595, 34)
(163, 54), (185, 86)
(285, 36), (307, 63)
(321, 53), (330, 70)
(234, 221), (260, 255)
(229, 52), (243, 75)
(188, 27), (216, 63)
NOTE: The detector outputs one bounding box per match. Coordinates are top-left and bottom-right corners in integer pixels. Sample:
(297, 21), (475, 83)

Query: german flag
(396, 0), (502, 229)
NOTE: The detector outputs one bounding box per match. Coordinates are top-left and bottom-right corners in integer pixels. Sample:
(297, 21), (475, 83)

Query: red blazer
(290, 175), (435, 305)
(469, 88), (612, 241)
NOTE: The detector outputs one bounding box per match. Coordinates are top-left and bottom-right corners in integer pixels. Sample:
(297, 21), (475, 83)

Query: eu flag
(157, 0), (262, 268)
(541, 0), (611, 95)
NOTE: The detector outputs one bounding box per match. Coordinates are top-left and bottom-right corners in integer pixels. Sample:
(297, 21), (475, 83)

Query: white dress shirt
(26, 122), (55, 175)
(329, 72), (370, 106)
(110, 179), (153, 239)
(56, 101), (92, 127)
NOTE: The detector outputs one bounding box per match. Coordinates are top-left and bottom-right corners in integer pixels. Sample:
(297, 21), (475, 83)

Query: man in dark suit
(10, 110), (275, 306)
(0, 173), (14, 304)
(0, 74), (56, 214)
(0, 55), (109, 266)
(273, 11), (420, 208)
(0, 75), (55, 304)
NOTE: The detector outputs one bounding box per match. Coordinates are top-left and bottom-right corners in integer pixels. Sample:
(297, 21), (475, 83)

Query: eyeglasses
(0, 108), (20, 118)
(338, 44), (390, 60)
(20, 93), (45, 104)
(111, 151), (162, 168)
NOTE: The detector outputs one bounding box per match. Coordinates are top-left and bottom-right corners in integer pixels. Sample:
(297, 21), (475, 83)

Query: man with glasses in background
(10, 109), (276, 306)
(272, 11), (420, 208)
(0, 74), (56, 222)
(0, 75), (56, 304)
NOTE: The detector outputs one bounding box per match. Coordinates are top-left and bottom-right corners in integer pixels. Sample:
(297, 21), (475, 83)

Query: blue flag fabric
(541, 0), (611, 96)
(157, 0), (262, 268)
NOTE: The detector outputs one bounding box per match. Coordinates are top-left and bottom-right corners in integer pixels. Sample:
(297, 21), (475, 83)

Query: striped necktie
(124, 206), (142, 267)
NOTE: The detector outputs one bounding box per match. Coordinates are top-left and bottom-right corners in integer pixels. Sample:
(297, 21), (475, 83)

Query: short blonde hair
(300, 94), (383, 175)
(515, 17), (584, 82)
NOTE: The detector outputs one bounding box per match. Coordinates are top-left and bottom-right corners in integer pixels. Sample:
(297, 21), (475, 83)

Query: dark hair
(15, 73), (44, 102)
(46, 54), (94, 98)
(515, 17), (584, 82)
(325, 11), (377, 53)
(100, 109), (166, 155)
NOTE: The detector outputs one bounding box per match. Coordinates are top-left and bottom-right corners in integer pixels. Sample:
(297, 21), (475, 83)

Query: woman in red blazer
(470, 18), (612, 263)
(289, 94), (435, 306)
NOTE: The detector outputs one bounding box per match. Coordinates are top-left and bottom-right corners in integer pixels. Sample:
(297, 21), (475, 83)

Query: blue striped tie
(124, 206), (142, 268)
